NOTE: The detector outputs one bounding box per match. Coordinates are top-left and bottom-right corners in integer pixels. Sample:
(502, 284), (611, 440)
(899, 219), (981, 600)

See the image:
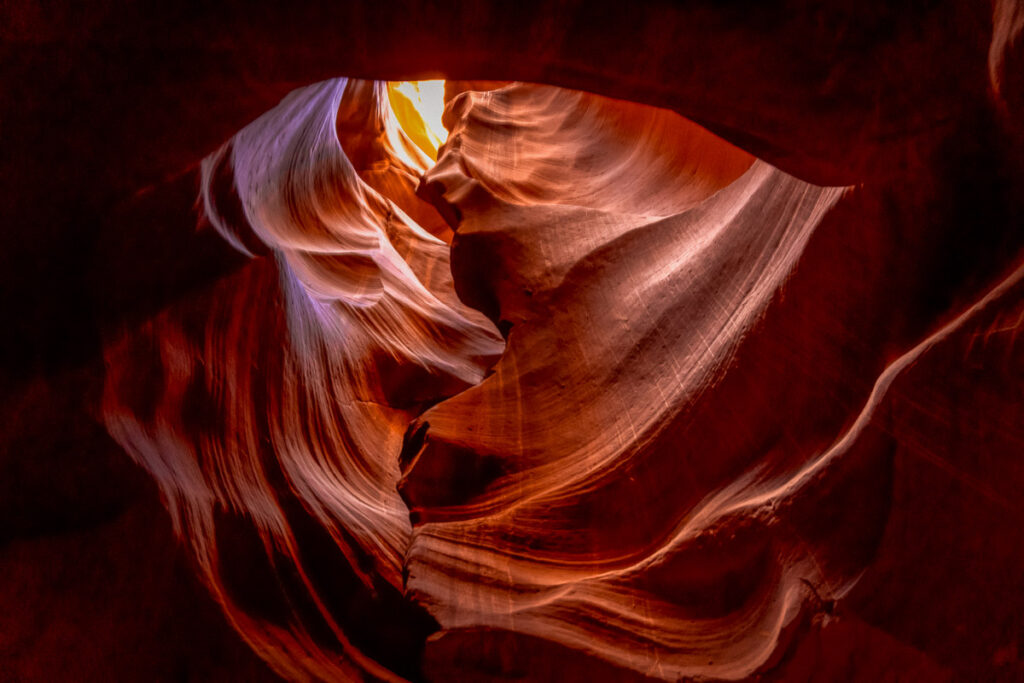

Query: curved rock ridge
(103, 78), (503, 682)
(405, 83), (1024, 682)
(98, 76), (1024, 682)
(402, 84), (850, 680)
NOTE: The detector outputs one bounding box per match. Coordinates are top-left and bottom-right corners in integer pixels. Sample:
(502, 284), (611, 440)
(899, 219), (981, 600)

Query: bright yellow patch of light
(387, 80), (448, 161)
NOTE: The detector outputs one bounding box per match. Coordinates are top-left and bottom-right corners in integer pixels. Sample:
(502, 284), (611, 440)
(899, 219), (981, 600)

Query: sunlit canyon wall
(2, 2), (1023, 681)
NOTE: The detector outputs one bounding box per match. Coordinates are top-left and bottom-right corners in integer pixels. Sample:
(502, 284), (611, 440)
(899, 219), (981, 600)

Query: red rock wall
(2, 2), (1023, 681)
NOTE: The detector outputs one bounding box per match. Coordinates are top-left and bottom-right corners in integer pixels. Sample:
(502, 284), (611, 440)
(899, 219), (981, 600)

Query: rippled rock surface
(3, 4), (1023, 679)
(96, 78), (1024, 681)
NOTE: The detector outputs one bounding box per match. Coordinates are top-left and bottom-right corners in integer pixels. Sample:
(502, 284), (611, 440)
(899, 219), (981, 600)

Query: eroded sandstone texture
(3, 2), (1023, 681)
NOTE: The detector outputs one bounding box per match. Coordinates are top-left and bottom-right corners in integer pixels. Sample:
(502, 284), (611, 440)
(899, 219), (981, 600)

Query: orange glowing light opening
(387, 80), (449, 161)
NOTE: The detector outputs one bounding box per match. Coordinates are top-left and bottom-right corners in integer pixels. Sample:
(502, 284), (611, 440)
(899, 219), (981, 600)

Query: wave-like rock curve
(100, 78), (1024, 681)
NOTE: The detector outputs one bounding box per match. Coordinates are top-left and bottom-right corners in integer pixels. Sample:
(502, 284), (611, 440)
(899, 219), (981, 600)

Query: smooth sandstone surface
(98, 79), (1024, 681)
(2, 3), (1023, 681)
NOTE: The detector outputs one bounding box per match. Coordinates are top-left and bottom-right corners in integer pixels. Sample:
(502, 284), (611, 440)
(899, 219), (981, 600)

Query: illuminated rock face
(404, 85), (847, 680)
(3, 4), (1024, 681)
(96, 77), (1024, 681)
(104, 78), (504, 682)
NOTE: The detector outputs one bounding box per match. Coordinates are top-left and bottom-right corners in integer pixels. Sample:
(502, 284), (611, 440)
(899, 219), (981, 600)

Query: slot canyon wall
(2, 2), (1023, 681)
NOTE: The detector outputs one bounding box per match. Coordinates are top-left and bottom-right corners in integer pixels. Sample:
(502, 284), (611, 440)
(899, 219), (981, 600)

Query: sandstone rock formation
(3, 3), (1023, 681)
